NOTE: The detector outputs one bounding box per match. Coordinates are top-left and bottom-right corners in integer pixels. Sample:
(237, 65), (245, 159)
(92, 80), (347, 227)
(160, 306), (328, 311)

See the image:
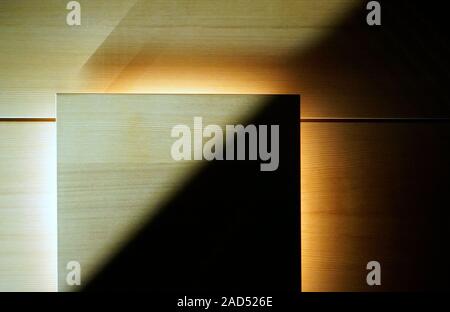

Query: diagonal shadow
(292, 0), (450, 291)
(82, 95), (300, 292)
(290, 0), (450, 118)
(76, 0), (450, 292)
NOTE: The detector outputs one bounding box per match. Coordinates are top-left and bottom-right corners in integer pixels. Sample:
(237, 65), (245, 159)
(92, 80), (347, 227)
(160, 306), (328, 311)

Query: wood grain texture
(57, 94), (275, 291)
(0, 0), (356, 117)
(58, 109), (450, 292)
(0, 123), (56, 292)
(1, 0), (449, 293)
(3, 1), (448, 119)
(1, 114), (448, 292)
(0, 0), (139, 117)
(301, 121), (450, 291)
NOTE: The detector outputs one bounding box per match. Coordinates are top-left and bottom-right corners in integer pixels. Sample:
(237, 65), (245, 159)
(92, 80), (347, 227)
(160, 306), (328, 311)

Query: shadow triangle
(82, 95), (300, 292)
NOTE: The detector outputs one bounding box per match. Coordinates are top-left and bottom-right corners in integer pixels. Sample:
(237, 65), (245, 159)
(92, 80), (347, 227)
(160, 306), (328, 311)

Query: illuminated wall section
(2, 0), (448, 292)
(0, 0), (357, 291)
(0, 123), (56, 292)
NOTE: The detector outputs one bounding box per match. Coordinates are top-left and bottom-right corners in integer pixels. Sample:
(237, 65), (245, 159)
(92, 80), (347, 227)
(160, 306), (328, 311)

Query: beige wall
(0, 0), (356, 291)
(1, 0), (447, 292)
(0, 123), (56, 291)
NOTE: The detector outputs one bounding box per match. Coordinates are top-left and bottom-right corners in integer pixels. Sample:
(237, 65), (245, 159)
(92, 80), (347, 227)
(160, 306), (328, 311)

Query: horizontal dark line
(0, 118), (56, 122)
(1, 117), (449, 123)
(300, 118), (450, 123)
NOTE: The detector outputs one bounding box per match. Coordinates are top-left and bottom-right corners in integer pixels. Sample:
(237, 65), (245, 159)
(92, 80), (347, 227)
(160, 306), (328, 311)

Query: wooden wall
(0, 123), (56, 291)
(57, 94), (270, 291)
(1, 0), (449, 291)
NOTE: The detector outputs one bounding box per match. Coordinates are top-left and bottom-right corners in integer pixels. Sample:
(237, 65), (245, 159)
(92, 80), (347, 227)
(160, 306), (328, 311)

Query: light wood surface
(1, 0), (448, 292)
(57, 94), (273, 291)
(0, 0), (357, 117)
(3, 1), (447, 119)
(2, 115), (448, 292)
(0, 123), (56, 292)
(302, 121), (450, 291)
(58, 94), (450, 292)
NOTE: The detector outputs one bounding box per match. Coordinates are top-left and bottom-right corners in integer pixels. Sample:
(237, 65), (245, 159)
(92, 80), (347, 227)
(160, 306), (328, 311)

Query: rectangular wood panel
(301, 121), (450, 291)
(0, 123), (56, 292)
(57, 94), (293, 291)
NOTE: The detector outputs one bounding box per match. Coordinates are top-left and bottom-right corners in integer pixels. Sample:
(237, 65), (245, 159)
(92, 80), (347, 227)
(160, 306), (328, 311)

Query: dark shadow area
(291, 0), (450, 291)
(293, 0), (450, 118)
(83, 95), (300, 292)
(394, 122), (450, 291)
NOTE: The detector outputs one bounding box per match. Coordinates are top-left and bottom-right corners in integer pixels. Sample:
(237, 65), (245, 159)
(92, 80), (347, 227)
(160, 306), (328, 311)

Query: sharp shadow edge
(82, 95), (300, 292)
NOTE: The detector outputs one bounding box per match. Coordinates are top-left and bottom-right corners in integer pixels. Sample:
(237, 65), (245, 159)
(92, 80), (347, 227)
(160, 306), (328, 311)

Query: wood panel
(301, 121), (450, 291)
(57, 94), (278, 291)
(0, 0), (357, 117)
(1, 0), (449, 293)
(0, 123), (56, 292)
(1, 115), (448, 292)
(3, 1), (448, 119)
(0, 0), (139, 117)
